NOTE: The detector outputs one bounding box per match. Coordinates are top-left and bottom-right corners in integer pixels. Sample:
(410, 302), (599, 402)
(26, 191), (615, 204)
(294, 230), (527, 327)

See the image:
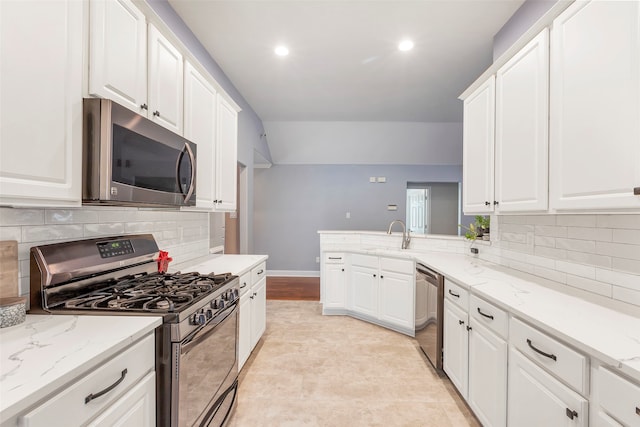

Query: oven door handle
(181, 303), (236, 354)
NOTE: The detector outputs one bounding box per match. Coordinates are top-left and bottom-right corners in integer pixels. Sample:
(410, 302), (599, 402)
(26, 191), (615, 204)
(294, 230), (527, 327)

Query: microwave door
(175, 143), (196, 203)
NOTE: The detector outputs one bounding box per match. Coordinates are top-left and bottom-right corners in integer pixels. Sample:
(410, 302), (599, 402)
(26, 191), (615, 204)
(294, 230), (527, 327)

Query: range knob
(206, 309), (213, 320)
(191, 310), (206, 326)
(210, 300), (218, 309)
(218, 299), (225, 309)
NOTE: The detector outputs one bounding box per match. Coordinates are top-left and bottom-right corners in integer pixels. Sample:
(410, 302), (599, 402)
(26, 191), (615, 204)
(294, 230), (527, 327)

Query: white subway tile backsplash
(596, 241), (640, 261)
(612, 229), (640, 245)
(566, 250), (612, 269)
(525, 254), (555, 269)
(501, 232), (528, 243)
(23, 225), (84, 243)
(556, 215), (597, 227)
(0, 226), (21, 241)
(534, 246), (567, 260)
(45, 209), (99, 224)
(555, 238), (596, 253)
(84, 223), (125, 237)
(596, 268), (640, 291)
(612, 258), (640, 275)
(565, 275), (612, 297)
(567, 227), (613, 242)
(534, 235), (556, 248)
(535, 225), (568, 238)
(597, 215), (640, 230)
(534, 266), (566, 284)
(501, 224), (535, 233)
(555, 260), (596, 279)
(612, 286), (640, 307)
(0, 208), (44, 226)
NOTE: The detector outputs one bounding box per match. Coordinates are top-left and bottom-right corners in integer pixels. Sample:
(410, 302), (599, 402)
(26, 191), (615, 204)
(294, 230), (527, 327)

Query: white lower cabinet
(468, 319), (507, 427)
(508, 347), (588, 427)
(323, 261), (346, 310)
(350, 264), (379, 318)
(238, 262), (267, 371)
(18, 333), (156, 427)
(592, 364), (640, 427)
(443, 298), (469, 399)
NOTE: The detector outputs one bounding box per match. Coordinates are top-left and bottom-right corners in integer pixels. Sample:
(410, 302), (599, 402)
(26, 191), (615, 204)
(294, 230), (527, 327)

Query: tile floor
(228, 301), (480, 426)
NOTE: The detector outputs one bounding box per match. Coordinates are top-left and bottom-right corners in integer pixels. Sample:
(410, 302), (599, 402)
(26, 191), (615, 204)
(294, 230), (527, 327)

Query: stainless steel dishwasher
(414, 262), (444, 372)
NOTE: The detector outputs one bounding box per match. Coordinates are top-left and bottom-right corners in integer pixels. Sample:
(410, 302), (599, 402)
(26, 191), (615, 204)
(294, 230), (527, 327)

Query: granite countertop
(172, 254), (269, 277)
(0, 315), (161, 422)
(322, 245), (640, 383)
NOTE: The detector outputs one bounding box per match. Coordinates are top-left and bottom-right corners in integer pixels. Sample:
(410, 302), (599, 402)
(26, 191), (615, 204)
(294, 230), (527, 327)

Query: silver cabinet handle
(85, 369), (127, 404)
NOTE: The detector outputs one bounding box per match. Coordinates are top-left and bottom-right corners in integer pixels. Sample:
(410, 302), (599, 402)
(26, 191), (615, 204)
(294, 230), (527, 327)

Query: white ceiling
(168, 0), (523, 123)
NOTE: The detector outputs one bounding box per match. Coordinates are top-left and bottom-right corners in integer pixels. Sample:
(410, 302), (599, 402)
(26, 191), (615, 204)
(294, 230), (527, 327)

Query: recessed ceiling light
(275, 46), (289, 56)
(398, 40), (414, 52)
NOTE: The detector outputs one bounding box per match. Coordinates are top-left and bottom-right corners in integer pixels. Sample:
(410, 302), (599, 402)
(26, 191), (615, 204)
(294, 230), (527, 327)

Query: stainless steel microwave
(82, 98), (196, 207)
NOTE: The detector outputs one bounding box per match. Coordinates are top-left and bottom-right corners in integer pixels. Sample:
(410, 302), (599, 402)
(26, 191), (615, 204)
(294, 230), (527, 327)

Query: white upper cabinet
(463, 76), (495, 214)
(184, 61), (217, 210)
(550, 0), (640, 211)
(89, 0), (147, 115)
(495, 29), (549, 212)
(148, 24), (184, 135)
(215, 95), (238, 211)
(0, 0), (83, 207)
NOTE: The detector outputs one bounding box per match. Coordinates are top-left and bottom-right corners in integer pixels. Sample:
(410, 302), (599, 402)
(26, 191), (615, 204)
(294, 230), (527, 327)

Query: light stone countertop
(172, 254), (269, 277)
(319, 240), (640, 384)
(0, 315), (161, 422)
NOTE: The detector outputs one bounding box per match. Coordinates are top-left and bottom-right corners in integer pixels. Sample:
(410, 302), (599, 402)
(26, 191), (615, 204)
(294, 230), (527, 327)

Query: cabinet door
(238, 291), (251, 370)
(324, 263), (346, 309)
(87, 372), (155, 427)
(89, 0), (147, 115)
(463, 76), (495, 214)
(215, 95), (238, 211)
(0, 0), (83, 207)
(550, 0), (640, 210)
(350, 266), (379, 318)
(508, 347), (588, 427)
(148, 24), (183, 134)
(250, 277), (266, 350)
(468, 319), (507, 427)
(443, 299), (469, 399)
(495, 29), (549, 212)
(378, 270), (414, 332)
(184, 62), (217, 210)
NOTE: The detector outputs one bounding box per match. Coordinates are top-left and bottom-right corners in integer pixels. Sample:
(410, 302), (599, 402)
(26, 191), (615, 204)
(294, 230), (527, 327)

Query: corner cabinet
(0, 0), (83, 207)
(549, 0), (640, 211)
(321, 253), (347, 311)
(214, 95), (239, 211)
(88, 0), (147, 116)
(238, 261), (266, 370)
(184, 61), (217, 210)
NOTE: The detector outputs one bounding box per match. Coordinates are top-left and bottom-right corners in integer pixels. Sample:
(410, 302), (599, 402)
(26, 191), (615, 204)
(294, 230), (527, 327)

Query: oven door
(172, 303), (238, 427)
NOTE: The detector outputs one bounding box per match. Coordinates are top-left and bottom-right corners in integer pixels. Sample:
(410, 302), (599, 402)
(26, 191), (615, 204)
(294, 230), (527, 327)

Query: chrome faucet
(387, 220), (411, 249)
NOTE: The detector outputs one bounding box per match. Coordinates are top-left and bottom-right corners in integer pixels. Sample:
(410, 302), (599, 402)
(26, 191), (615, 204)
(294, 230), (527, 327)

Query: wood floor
(266, 276), (320, 301)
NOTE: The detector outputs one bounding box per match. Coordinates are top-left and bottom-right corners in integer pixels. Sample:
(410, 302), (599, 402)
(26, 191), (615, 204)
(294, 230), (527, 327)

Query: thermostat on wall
(387, 204), (397, 211)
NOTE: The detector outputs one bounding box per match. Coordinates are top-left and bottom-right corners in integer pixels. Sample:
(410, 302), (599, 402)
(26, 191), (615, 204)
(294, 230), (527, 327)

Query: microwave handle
(175, 143), (196, 203)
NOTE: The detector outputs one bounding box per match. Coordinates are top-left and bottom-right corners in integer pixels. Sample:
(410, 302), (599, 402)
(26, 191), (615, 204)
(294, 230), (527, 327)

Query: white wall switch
(377, 177), (386, 183)
(387, 204), (397, 211)
(369, 177), (376, 183)
(346, 212), (351, 219)
(315, 256), (320, 263)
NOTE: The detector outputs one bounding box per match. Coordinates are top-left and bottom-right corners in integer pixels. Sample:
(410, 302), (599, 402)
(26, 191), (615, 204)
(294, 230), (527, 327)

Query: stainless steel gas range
(29, 234), (239, 427)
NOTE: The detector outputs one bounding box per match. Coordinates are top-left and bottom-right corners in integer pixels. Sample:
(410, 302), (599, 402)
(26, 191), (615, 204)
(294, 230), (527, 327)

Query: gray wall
(147, 0), (271, 253)
(254, 164), (469, 271)
(429, 183), (461, 235)
(493, 0), (558, 60)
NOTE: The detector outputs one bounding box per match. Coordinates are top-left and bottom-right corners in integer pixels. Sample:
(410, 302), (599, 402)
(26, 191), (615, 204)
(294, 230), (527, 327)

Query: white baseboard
(267, 270), (320, 277)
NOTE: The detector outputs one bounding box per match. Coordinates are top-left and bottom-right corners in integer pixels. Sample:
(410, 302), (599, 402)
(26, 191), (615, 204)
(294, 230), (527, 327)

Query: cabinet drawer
(251, 262), (266, 284)
(19, 333), (155, 426)
(239, 272), (251, 296)
(351, 253), (378, 269)
(324, 252), (345, 264)
(510, 317), (588, 395)
(445, 279), (469, 311)
(469, 295), (508, 339)
(597, 366), (640, 427)
(379, 257), (413, 274)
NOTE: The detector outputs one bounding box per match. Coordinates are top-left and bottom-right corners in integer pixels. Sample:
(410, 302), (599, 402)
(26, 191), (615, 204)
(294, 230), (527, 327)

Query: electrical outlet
(377, 177), (386, 183)
(315, 257), (320, 263)
(346, 212), (351, 219)
(369, 177), (376, 183)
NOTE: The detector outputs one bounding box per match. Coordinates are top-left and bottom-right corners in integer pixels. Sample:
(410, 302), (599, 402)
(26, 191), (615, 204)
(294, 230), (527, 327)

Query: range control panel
(97, 239), (134, 258)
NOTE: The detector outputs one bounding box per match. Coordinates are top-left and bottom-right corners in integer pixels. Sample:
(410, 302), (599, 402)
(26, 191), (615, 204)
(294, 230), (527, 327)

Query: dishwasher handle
(416, 263), (442, 284)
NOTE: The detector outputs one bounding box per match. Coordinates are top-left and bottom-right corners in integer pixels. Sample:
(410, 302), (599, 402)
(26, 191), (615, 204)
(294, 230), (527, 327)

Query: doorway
(406, 182), (461, 235)
(224, 164), (243, 254)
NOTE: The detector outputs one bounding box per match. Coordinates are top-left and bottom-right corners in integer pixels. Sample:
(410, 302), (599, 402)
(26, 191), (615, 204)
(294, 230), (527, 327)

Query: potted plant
(475, 215), (490, 241)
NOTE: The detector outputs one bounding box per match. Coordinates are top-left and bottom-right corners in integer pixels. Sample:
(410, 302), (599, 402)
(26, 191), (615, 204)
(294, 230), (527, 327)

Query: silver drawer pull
(85, 369), (127, 404)
(527, 339), (557, 361)
(477, 307), (494, 320)
(328, 257), (342, 260)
